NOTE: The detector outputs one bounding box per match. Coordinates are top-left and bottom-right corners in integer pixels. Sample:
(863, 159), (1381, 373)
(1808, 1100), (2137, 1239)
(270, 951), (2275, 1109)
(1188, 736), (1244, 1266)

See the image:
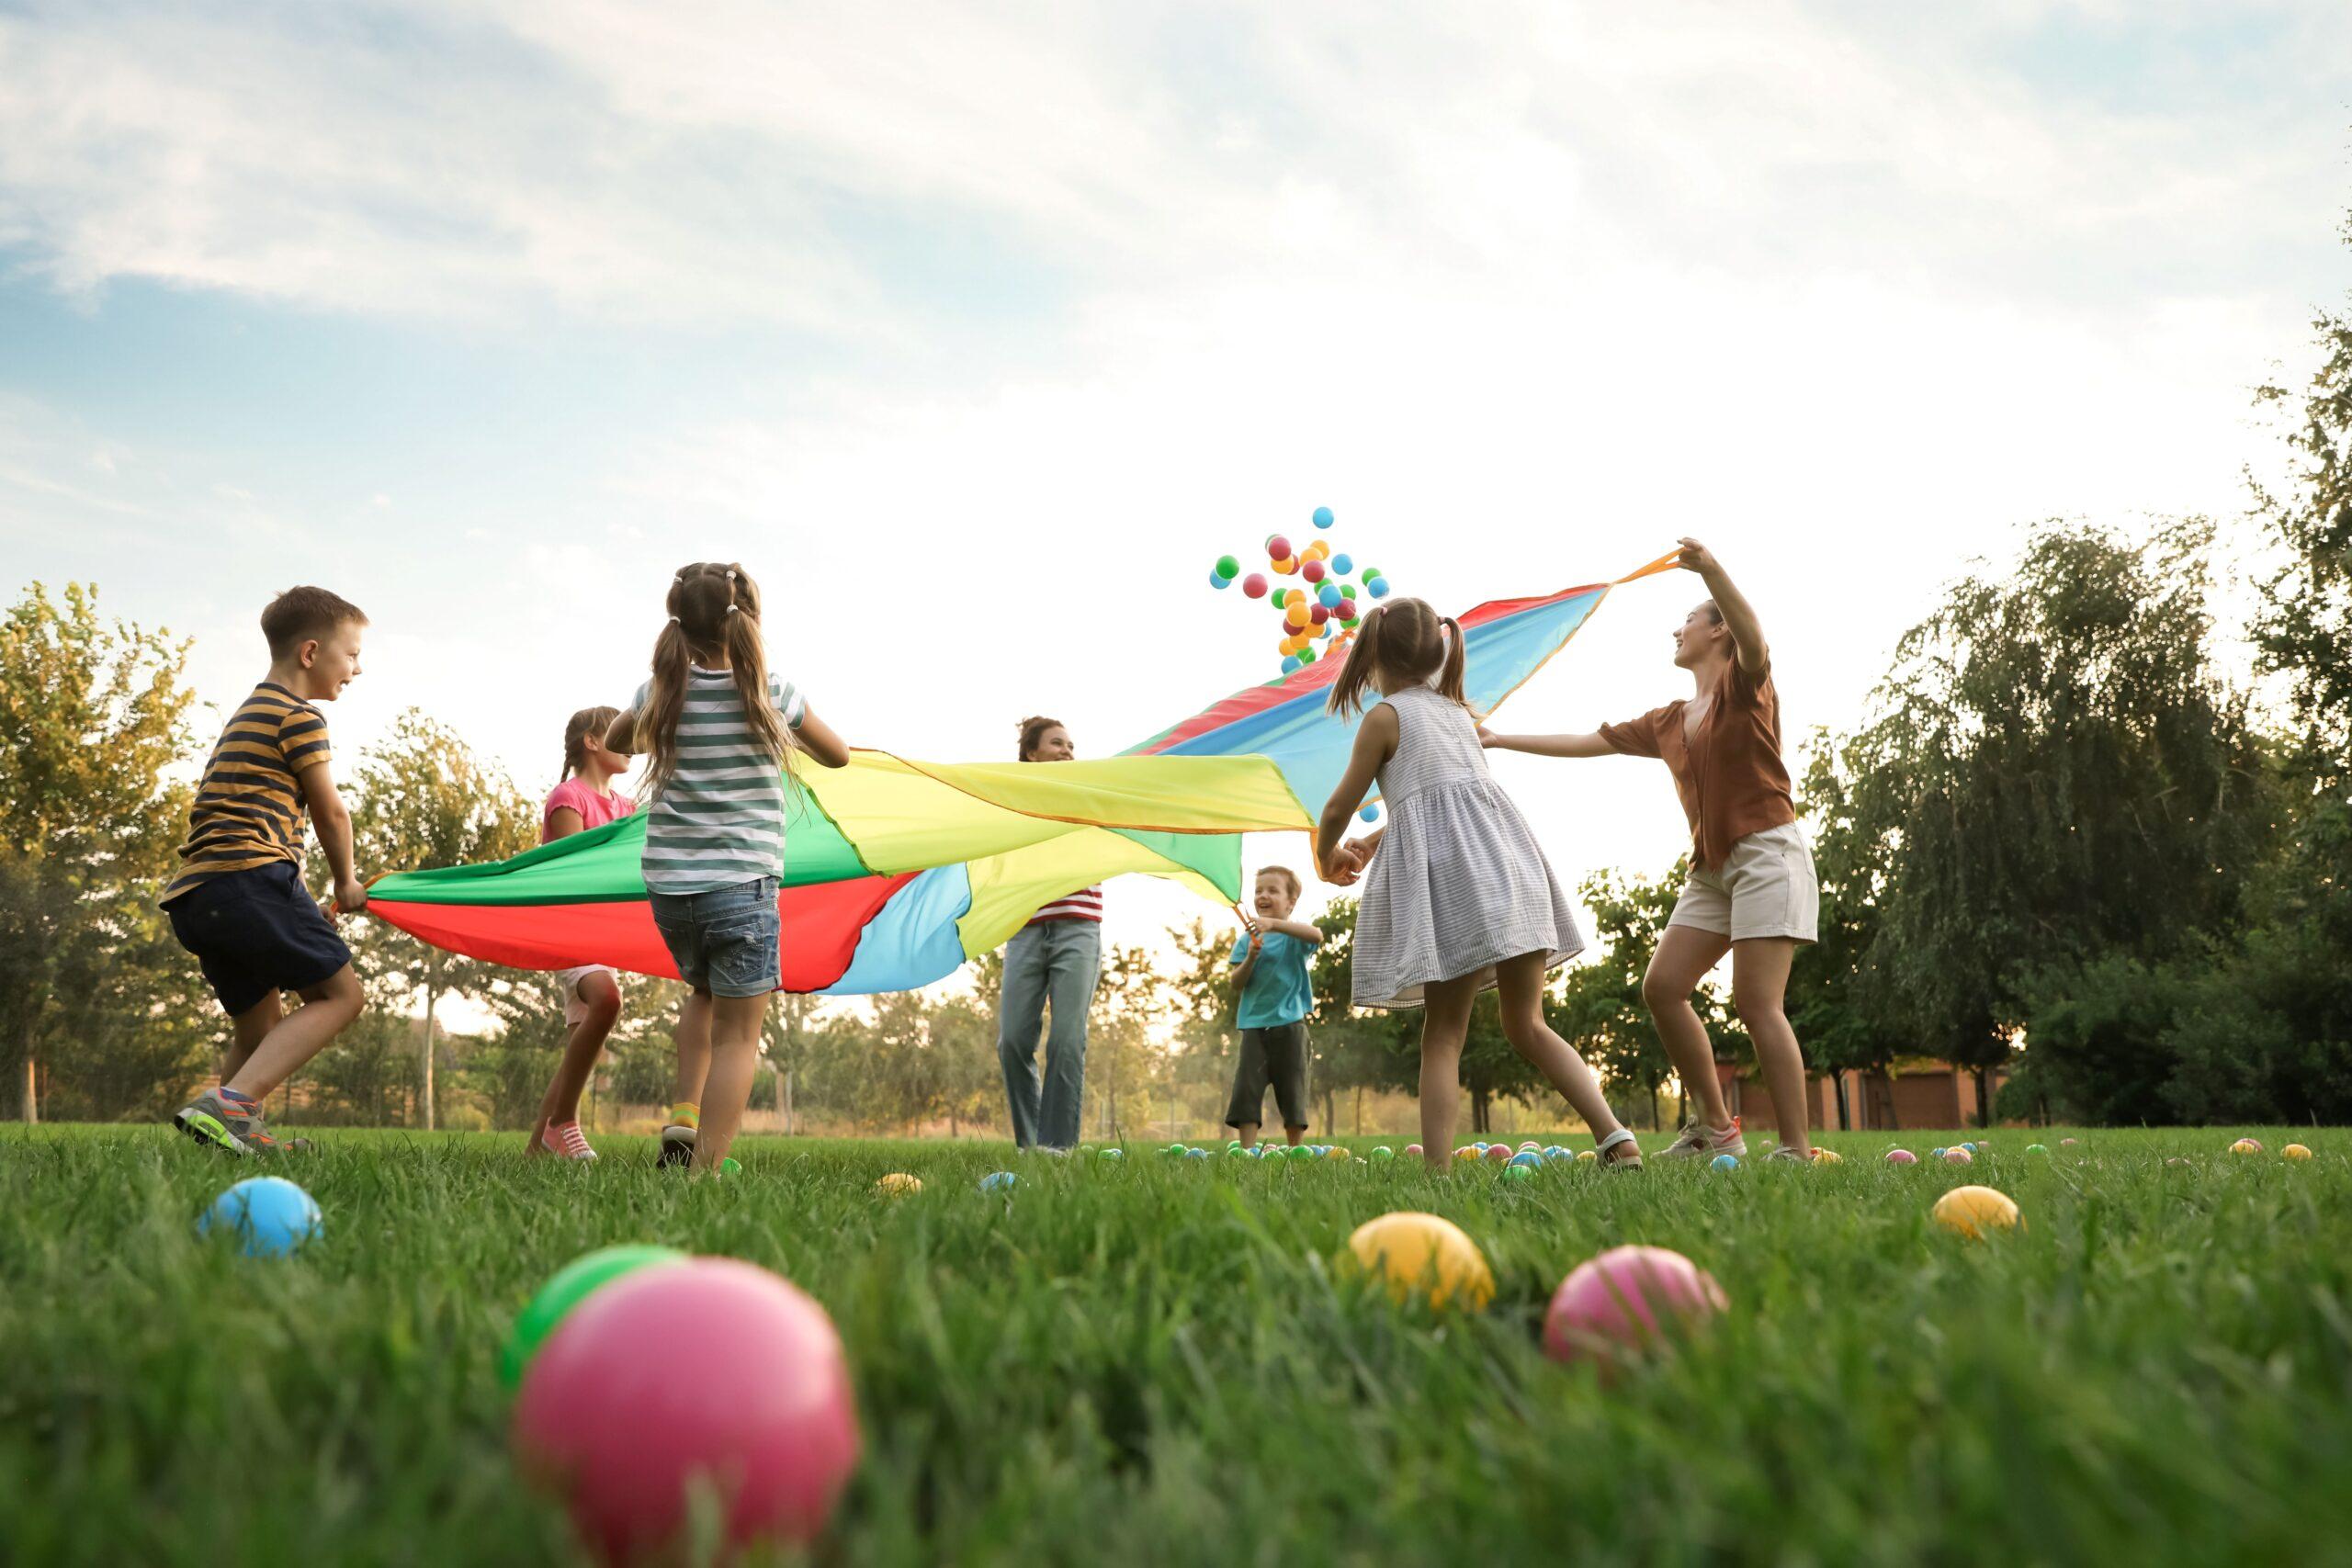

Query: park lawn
(2, 1124), (2346, 1565)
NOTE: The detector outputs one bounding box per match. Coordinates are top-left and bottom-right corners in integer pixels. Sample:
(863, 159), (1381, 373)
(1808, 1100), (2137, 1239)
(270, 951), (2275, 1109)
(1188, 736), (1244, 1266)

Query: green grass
(4, 1124), (2347, 1565)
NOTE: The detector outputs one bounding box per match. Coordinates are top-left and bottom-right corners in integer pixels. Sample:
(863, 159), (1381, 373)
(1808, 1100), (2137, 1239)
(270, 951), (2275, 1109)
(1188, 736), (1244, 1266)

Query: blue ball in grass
(1509, 1152), (1543, 1169)
(1710, 1153), (1740, 1172)
(1931, 1148), (1947, 1159)
(1099, 1147), (1125, 1162)
(198, 1176), (321, 1258)
(979, 1171), (1019, 1192)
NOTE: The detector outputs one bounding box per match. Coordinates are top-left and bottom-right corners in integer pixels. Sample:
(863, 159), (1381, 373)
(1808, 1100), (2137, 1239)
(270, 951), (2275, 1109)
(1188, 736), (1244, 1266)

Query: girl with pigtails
(1314, 597), (1642, 1172)
(605, 562), (852, 1173)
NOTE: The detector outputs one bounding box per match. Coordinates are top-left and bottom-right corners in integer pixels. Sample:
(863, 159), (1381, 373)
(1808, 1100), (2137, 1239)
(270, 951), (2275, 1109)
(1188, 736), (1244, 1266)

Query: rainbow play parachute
(365, 556), (1676, 993)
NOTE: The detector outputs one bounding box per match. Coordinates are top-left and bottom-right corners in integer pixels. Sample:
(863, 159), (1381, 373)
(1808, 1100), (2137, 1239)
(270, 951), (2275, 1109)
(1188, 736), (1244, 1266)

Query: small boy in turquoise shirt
(1227, 866), (1323, 1150)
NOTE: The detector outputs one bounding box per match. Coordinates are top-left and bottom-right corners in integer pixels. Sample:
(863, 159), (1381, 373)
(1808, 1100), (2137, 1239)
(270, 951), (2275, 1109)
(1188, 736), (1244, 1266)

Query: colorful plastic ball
(2060, 1137), (2079, 1146)
(1215, 554), (1239, 581)
(1544, 1246), (1727, 1365)
(1885, 1148), (1917, 1166)
(2025, 1144), (2049, 1156)
(1346, 1212), (1494, 1312)
(1577, 1149), (1598, 1162)
(1298, 647), (1317, 663)
(1273, 557), (1297, 576)
(1270, 586), (1291, 608)
(978, 1171), (1019, 1192)
(875, 1173), (922, 1197)
(1404, 1144), (1423, 1156)
(501, 1244), (686, 1391)
(2229, 1138), (2264, 1156)
(1279, 656), (1301, 674)
(1484, 1144), (1513, 1163)
(1362, 567), (1384, 582)
(1501, 1164), (1534, 1184)
(1959, 1141), (1978, 1154)
(1710, 1153), (1740, 1172)
(1809, 1147), (1843, 1164)
(1325, 1145), (1349, 1161)
(513, 1258), (858, 1562)
(1208, 570), (1230, 589)
(1370, 1146), (1396, 1162)
(1518, 1141), (1541, 1152)
(1317, 582), (1341, 608)
(1367, 578), (1390, 599)
(1267, 535), (1293, 561)
(1312, 506), (1334, 528)
(1241, 573), (1269, 599)
(1285, 602), (1310, 629)
(1932, 1185), (2023, 1240)
(1286, 1145), (1317, 1162)
(1099, 1146), (1125, 1162)
(1359, 803), (1381, 823)
(1186, 1147), (1210, 1161)
(2284, 1144), (2313, 1160)
(1330, 552), (1353, 574)
(1509, 1151), (1543, 1169)
(1472, 1142), (1489, 1153)
(1335, 599), (1357, 621)
(196, 1176), (322, 1259)
(1942, 1147), (1974, 1165)
(1302, 558), (1327, 584)
(1306, 604), (1328, 626)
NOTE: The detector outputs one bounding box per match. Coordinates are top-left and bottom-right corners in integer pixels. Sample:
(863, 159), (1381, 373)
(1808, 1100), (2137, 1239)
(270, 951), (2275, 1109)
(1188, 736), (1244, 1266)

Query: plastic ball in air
(1241, 573), (1269, 599)
(1215, 555), (1239, 581)
(1312, 506), (1334, 528)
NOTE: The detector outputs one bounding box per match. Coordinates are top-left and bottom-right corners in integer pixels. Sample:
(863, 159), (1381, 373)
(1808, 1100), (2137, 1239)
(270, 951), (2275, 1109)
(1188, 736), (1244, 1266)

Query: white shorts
(556, 964), (620, 1027)
(1667, 822), (1819, 943)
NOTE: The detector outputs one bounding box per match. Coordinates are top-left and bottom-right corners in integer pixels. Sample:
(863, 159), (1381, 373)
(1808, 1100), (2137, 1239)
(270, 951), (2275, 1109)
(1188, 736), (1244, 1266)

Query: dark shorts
(164, 862), (353, 1018)
(648, 876), (780, 998)
(1226, 1021), (1310, 1130)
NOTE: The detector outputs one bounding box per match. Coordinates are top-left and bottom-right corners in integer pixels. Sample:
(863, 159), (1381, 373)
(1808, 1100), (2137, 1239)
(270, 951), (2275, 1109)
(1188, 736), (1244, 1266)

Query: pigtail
(1325, 606), (1386, 718)
(1435, 615), (1467, 707)
(636, 605), (695, 803)
(718, 563), (794, 770)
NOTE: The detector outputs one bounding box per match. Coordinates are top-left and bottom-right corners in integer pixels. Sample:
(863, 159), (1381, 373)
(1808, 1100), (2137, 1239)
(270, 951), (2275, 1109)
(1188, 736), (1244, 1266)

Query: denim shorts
(647, 876), (780, 998)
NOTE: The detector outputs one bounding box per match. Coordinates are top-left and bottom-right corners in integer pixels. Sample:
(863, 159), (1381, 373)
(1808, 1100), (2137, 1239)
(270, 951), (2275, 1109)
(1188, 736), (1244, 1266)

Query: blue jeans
(997, 920), (1100, 1149)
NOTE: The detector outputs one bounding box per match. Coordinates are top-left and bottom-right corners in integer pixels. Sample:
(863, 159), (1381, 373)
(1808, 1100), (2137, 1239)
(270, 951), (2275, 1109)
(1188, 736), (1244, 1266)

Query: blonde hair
(1324, 597), (1465, 718)
(560, 705), (621, 784)
(636, 562), (797, 802)
(1255, 865), (1303, 902)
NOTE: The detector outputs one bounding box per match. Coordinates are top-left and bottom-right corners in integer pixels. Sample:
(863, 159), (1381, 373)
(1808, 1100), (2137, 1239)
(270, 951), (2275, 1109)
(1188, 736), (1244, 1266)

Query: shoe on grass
(173, 1088), (281, 1156)
(1766, 1145), (1813, 1164)
(658, 1122), (697, 1168)
(540, 1120), (598, 1161)
(1656, 1117), (1747, 1162)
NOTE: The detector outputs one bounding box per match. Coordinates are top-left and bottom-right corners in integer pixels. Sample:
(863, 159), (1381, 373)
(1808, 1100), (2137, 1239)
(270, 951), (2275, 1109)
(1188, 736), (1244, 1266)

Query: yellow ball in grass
(1576, 1149), (1598, 1163)
(1809, 1147), (1843, 1164)
(2283, 1144), (2313, 1161)
(1325, 1145), (1350, 1161)
(1932, 1185), (2022, 1240)
(874, 1173), (922, 1196)
(2229, 1138), (2264, 1156)
(1346, 1212), (1495, 1312)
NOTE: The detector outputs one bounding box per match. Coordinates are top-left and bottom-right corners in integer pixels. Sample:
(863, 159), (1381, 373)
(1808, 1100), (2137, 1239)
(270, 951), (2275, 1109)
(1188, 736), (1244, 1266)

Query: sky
(3, 0), (2347, 974)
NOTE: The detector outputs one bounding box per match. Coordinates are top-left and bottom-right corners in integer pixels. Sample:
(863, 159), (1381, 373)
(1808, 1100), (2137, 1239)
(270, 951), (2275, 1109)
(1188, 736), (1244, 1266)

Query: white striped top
(632, 666), (806, 895)
(1026, 886), (1103, 926)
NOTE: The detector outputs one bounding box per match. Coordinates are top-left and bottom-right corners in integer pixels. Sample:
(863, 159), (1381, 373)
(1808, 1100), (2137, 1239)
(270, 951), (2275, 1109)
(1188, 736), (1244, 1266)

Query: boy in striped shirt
(166, 586), (371, 1156)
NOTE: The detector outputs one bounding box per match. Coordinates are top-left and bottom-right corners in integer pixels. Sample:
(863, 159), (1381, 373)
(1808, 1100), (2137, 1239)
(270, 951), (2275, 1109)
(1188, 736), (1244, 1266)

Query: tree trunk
(1648, 1084), (1661, 1131)
(1832, 1072), (1851, 1131)
(1973, 1066), (1992, 1127)
(19, 1039), (36, 1125)
(1354, 1087), (1363, 1135)
(421, 964), (441, 1132)
(1470, 1086), (1491, 1134)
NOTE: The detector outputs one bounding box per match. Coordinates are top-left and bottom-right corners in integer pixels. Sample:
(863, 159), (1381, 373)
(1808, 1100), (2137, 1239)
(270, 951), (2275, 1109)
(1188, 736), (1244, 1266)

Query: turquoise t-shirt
(1229, 930), (1316, 1030)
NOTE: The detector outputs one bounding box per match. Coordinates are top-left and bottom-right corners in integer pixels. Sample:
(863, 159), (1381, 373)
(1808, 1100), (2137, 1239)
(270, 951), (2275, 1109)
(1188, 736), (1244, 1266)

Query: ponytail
(1325, 607), (1386, 718)
(1435, 616), (1466, 706)
(1324, 597), (1464, 716)
(639, 562), (796, 802)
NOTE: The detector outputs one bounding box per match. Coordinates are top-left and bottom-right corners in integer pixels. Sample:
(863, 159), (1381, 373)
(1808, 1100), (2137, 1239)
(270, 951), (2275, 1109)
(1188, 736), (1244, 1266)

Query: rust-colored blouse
(1599, 658), (1794, 871)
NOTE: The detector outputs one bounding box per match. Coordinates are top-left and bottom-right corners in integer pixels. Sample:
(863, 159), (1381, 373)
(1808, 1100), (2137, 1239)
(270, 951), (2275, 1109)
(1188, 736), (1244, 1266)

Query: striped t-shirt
(1027, 886), (1103, 926)
(162, 682), (332, 906)
(634, 666), (806, 895)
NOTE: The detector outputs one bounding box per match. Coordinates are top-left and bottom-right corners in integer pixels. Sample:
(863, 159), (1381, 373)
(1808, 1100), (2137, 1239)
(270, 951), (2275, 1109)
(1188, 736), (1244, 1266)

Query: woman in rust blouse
(1480, 538), (1820, 1163)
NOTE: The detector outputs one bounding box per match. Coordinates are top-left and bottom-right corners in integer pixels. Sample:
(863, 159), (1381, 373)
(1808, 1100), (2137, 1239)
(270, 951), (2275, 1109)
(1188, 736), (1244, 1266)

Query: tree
(347, 709), (535, 1130)
(1089, 943), (1163, 1140)
(1786, 731), (1908, 1127)
(1826, 520), (2276, 1118)
(0, 583), (208, 1122)
(1554, 867), (1690, 1130)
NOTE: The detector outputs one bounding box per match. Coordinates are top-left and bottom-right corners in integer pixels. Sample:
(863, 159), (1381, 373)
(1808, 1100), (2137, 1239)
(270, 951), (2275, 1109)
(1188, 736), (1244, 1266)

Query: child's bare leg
(1236, 1122), (1260, 1150)
(1494, 952), (1630, 1152)
(1418, 977), (1476, 1170)
(1285, 1124), (1306, 1147)
(526, 974), (622, 1153)
(220, 992), (282, 1085)
(692, 992), (771, 1171)
(1643, 925), (1735, 1129)
(672, 988), (714, 1110)
(223, 965), (364, 1100)
(1732, 938), (1812, 1155)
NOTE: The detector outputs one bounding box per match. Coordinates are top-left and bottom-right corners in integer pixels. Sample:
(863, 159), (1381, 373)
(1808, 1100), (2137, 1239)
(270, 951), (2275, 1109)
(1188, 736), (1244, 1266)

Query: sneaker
(1766, 1146), (1812, 1164)
(174, 1089), (280, 1156)
(658, 1123), (697, 1168)
(540, 1121), (598, 1161)
(1655, 1118), (1747, 1162)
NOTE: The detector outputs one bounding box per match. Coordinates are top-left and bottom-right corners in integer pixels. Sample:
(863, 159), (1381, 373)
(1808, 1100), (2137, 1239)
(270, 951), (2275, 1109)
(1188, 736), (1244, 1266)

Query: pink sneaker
(539, 1120), (598, 1161)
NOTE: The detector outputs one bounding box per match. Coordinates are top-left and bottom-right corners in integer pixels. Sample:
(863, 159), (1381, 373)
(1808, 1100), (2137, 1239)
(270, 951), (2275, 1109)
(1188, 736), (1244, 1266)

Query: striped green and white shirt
(633, 666), (807, 895)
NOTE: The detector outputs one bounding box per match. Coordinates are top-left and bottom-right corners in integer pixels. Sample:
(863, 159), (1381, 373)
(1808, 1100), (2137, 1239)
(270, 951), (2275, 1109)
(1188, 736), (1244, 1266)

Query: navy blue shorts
(165, 862), (353, 1017)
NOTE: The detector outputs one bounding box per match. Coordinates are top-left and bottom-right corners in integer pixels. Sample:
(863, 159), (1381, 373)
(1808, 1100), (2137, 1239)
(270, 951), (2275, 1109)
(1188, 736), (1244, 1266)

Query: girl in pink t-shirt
(524, 705), (638, 1160)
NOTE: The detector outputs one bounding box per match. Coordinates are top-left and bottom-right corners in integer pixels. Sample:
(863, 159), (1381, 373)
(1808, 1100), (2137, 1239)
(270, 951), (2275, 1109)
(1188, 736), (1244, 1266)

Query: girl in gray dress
(1314, 598), (1642, 1173)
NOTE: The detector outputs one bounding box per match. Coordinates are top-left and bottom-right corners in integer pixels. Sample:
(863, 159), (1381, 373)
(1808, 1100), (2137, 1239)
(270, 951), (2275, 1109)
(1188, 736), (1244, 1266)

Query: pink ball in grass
(514, 1258), (860, 1564)
(1405, 1144), (1423, 1156)
(1942, 1147), (1974, 1165)
(1544, 1245), (1727, 1365)
(1885, 1148), (1917, 1165)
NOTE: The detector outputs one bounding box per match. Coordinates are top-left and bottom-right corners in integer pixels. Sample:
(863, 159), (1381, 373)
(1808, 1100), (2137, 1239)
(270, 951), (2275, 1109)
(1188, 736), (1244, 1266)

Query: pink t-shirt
(543, 776), (636, 838)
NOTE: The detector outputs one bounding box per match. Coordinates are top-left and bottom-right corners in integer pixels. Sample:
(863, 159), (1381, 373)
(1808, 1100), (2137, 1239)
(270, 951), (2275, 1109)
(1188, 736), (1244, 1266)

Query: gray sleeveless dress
(1350, 685), (1585, 1010)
